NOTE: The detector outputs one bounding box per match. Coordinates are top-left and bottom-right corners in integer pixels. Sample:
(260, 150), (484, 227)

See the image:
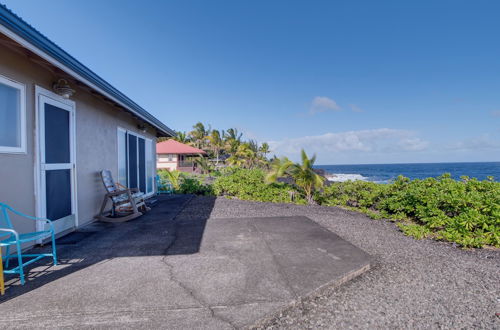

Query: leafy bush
(157, 170), (213, 195)
(158, 169), (181, 190)
(207, 166), (499, 248)
(322, 175), (500, 248)
(322, 180), (389, 209)
(178, 175), (214, 195)
(213, 167), (304, 203)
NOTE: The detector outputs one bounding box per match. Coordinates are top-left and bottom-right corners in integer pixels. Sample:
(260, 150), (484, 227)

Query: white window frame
(0, 74), (26, 154)
(117, 127), (128, 186)
(145, 138), (154, 195)
(117, 127), (155, 197)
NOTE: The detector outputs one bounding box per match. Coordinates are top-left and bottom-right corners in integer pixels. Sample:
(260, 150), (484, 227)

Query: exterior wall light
(53, 79), (75, 99)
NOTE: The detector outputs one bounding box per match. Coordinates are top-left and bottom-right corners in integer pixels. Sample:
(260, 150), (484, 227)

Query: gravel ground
(179, 196), (500, 329)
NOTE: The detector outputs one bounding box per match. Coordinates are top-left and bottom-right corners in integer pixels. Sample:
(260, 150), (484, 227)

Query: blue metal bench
(0, 202), (57, 285)
(156, 175), (174, 195)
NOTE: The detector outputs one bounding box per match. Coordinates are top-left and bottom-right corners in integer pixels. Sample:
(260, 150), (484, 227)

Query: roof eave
(0, 5), (175, 137)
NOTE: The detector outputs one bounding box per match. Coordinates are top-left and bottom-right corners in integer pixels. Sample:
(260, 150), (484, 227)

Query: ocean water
(316, 162), (500, 183)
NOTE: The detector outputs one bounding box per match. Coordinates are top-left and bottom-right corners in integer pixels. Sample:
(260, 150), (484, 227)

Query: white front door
(36, 87), (77, 235)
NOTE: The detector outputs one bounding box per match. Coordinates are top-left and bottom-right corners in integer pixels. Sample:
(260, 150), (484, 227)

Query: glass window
(0, 76), (25, 153)
(118, 128), (155, 195)
(146, 139), (154, 194)
(117, 128), (127, 186)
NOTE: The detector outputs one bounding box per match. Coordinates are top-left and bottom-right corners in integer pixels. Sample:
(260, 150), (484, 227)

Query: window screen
(44, 104), (70, 164)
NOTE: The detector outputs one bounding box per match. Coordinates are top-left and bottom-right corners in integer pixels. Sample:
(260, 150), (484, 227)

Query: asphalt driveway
(0, 195), (370, 329)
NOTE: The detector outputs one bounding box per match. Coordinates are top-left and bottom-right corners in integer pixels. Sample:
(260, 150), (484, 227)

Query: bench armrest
(0, 228), (19, 240)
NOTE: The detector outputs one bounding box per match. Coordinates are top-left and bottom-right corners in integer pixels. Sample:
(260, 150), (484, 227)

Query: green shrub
(322, 180), (389, 208)
(158, 169), (181, 190)
(210, 167), (499, 248)
(213, 167), (303, 203)
(322, 175), (500, 248)
(157, 170), (213, 195)
(178, 175), (214, 195)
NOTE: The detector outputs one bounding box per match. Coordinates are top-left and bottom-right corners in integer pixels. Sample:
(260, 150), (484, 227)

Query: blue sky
(3, 0), (500, 164)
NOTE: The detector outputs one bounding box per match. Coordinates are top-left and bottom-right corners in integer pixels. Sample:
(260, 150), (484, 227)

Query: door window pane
(138, 138), (146, 193)
(45, 104), (70, 163)
(128, 134), (138, 189)
(0, 79), (23, 150)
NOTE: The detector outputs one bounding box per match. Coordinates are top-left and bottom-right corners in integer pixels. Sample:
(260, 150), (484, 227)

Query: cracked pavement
(0, 195), (370, 329)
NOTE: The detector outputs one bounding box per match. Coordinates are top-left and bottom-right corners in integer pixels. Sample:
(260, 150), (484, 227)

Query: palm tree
(259, 142), (270, 160)
(223, 128), (243, 156)
(227, 143), (258, 168)
(289, 150), (325, 204)
(224, 128), (242, 142)
(264, 157), (293, 184)
(158, 131), (190, 143)
(160, 169), (182, 191)
(189, 122), (209, 149)
(265, 150), (324, 204)
(247, 140), (259, 153)
(194, 154), (212, 174)
(225, 138), (241, 155)
(173, 131), (189, 144)
(207, 130), (224, 165)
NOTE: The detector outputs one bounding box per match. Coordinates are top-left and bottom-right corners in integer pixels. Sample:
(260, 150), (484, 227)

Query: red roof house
(156, 140), (207, 173)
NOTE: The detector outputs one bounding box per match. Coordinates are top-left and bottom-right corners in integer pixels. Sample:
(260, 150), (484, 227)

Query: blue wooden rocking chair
(0, 203), (57, 285)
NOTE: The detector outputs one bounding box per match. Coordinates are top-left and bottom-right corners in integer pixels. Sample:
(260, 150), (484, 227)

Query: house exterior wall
(0, 44), (158, 245)
(157, 153), (178, 171)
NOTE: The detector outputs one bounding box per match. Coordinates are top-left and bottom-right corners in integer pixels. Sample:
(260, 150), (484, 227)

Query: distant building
(156, 140), (207, 173)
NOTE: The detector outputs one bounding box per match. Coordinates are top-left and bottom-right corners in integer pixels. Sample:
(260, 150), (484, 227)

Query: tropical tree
(158, 131), (190, 143)
(265, 150), (324, 204)
(264, 157), (293, 184)
(224, 128), (243, 142)
(189, 122), (210, 149)
(227, 143), (258, 168)
(223, 128), (243, 155)
(247, 140), (259, 153)
(173, 131), (190, 144)
(160, 169), (182, 190)
(289, 150), (325, 204)
(259, 142), (270, 160)
(207, 130), (224, 164)
(195, 155), (213, 174)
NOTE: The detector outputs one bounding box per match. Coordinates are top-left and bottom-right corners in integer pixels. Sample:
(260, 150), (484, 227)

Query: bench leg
(16, 241), (25, 285)
(0, 247), (4, 295)
(51, 231), (58, 266)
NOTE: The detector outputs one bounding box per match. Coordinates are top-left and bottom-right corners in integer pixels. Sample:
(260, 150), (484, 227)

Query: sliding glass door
(117, 128), (155, 195)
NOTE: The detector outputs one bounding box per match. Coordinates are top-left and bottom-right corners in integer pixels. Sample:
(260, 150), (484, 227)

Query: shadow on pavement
(0, 194), (215, 302)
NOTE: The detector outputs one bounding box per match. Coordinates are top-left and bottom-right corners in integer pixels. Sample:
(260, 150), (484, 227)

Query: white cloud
(349, 104), (364, 112)
(269, 128), (429, 160)
(445, 134), (500, 151)
(309, 96), (341, 114)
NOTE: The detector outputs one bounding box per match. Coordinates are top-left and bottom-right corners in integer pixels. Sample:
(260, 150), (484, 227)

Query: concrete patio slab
(0, 196), (371, 329)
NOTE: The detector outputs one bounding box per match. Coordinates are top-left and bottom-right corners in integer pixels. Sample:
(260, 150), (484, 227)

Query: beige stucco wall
(0, 44), (158, 244)
(157, 153), (178, 171)
(157, 162), (178, 171)
(74, 86), (157, 227)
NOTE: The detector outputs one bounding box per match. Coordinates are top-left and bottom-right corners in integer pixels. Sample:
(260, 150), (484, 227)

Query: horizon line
(315, 160), (500, 166)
